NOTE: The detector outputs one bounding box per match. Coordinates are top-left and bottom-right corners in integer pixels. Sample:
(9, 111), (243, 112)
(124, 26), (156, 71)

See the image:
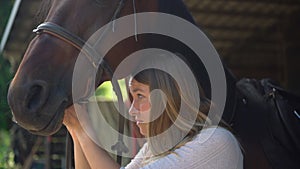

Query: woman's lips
(136, 120), (145, 125)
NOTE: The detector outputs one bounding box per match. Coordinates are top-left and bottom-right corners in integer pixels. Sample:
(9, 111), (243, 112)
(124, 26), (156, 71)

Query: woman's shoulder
(183, 127), (242, 160)
(193, 126), (237, 145)
(174, 126), (243, 168)
(183, 126), (241, 153)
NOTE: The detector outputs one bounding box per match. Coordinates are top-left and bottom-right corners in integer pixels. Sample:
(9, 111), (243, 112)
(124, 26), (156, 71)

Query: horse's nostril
(27, 85), (42, 109)
(25, 81), (49, 113)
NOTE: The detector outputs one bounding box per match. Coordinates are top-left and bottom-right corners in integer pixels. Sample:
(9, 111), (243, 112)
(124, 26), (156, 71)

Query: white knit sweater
(122, 127), (243, 169)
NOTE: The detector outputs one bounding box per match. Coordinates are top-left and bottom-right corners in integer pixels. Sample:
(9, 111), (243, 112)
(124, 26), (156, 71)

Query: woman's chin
(137, 123), (148, 136)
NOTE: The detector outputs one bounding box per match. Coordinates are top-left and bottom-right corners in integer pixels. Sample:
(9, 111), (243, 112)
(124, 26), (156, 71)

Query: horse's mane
(157, 0), (237, 121)
(158, 0), (196, 25)
(35, 0), (53, 24)
(154, 0), (212, 96)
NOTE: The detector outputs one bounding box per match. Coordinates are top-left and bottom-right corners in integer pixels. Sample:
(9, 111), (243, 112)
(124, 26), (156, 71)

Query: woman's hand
(63, 104), (92, 169)
(63, 104), (82, 134)
(63, 104), (92, 138)
(63, 104), (99, 143)
(63, 104), (120, 169)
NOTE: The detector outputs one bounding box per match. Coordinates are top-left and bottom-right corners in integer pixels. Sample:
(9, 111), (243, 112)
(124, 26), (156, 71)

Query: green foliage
(0, 1), (19, 168)
(95, 79), (128, 101)
(0, 130), (21, 169)
(0, 0), (14, 36)
(0, 0), (14, 131)
(0, 54), (12, 131)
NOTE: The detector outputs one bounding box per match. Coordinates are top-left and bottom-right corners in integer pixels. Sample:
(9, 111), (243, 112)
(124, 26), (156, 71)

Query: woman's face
(129, 78), (151, 136)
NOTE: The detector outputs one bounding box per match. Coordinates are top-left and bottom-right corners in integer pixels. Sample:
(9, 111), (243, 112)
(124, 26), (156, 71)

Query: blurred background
(1, 0), (15, 168)
(1, 0), (300, 168)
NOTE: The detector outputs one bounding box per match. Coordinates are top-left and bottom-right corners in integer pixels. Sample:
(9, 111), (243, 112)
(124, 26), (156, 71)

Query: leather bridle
(33, 0), (128, 167)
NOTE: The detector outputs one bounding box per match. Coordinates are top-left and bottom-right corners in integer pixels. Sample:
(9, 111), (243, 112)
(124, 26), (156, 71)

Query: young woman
(63, 55), (243, 169)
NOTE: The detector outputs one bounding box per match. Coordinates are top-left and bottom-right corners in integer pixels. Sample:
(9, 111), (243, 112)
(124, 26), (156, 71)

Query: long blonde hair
(132, 68), (212, 157)
(129, 52), (231, 163)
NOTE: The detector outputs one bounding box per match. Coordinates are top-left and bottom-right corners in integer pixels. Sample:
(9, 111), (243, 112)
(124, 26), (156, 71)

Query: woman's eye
(137, 94), (144, 99)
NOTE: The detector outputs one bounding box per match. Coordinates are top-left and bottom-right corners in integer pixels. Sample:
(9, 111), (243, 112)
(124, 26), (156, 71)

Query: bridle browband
(33, 0), (128, 167)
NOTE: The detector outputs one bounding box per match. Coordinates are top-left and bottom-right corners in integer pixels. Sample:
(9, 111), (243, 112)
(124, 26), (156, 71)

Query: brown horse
(8, 0), (233, 136)
(7, 0), (278, 168)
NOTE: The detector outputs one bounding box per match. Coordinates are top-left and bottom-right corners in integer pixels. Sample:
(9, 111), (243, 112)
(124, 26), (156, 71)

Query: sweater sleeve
(125, 127), (243, 169)
(124, 143), (149, 169)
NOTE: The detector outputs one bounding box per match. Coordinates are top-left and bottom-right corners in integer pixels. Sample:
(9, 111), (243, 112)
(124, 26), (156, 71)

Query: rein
(33, 0), (129, 167)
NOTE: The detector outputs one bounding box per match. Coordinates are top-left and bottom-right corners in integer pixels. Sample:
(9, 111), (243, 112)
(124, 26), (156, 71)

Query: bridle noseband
(33, 0), (128, 167)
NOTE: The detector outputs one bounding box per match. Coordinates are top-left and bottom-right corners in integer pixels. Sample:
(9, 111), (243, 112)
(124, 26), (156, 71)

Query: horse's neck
(158, 0), (195, 24)
(157, 0), (238, 119)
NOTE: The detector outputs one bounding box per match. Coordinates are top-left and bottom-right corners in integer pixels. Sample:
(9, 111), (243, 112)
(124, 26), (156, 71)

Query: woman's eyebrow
(131, 88), (146, 93)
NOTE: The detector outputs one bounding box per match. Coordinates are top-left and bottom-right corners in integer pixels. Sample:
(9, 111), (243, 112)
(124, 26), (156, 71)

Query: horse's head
(7, 0), (157, 135)
(8, 0), (236, 136)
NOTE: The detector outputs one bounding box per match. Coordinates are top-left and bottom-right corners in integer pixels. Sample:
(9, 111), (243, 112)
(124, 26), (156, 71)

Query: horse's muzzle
(7, 79), (66, 135)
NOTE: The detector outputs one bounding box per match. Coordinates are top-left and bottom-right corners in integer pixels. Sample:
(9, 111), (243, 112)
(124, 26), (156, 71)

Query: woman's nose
(129, 103), (139, 116)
